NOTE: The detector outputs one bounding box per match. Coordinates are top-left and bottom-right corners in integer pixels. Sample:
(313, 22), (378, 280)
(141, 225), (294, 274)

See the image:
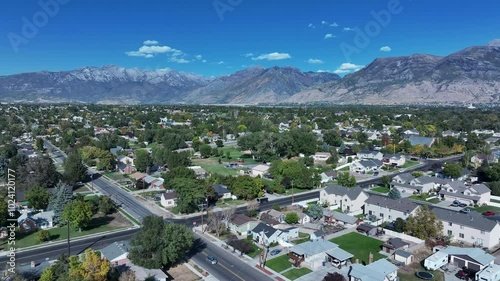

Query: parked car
(458, 203), (468, 208)
(206, 256), (218, 265)
(460, 208), (471, 214)
(269, 249), (281, 256)
(451, 202), (460, 207)
(482, 211), (496, 216)
(331, 260), (341, 268)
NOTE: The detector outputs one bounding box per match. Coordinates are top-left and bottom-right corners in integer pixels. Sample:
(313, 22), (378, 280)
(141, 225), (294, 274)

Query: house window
(480, 230), (485, 234)
(459, 233), (464, 238)
(447, 230), (452, 235)
(388, 215), (392, 220)
(448, 222), (452, 226)
(380, 213), (384, 217)
(460, 225), (464, 229)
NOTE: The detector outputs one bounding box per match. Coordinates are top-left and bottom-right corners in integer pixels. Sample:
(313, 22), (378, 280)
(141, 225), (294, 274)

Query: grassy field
(473, 205), (500, 213)
(330, 232), (385, 264)
(14, 213), (131, 249)
(266, 255), (292, 272)
(401, 160), (420, 168)
(215, 199), (246, 207)
(282, 268), (313, 280)
(371, 186), (390, 193)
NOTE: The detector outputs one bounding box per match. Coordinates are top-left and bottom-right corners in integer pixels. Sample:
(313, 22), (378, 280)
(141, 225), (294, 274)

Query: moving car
(206, 256), (218, 265)
(460, 208), (471, 214)
(482, 211), (496, 216)
(269, 249), (281, 256)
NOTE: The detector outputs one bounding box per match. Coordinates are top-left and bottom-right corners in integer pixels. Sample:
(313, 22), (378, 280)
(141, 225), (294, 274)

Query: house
(382, 154), (406, 167)
(393, 250), (414, 266)
(348, 258), (398, 281)
(471, 154), (498, 167)
(365, 196), (420, 223)
(356, 223), (378, 236)
(251, 164), (270, 177)
(297, 213), (311, 225)
(324, 210), (362, 227)
(320, 170), (338, 184)
(402, 129), (420, 137)
(260, 213), (281, 225)
(110, 146), (123, 156)
(382, 238), (409, 254)
(160, 192), (177, 208)
(130, 172), (147, 181)
(117, 155), (135, 167)
(350, 159), (384, 173)
(187, 166), (208, 178)
(432, 208), (500, 249)
(391, 173), (415, 184)
(392, 176), (444, 195)
(310, 229), (325, 241)
(320, 185), (369, 214)
(251, 223), (287, 245)
(226, 214), (258, 235)
(357, 150), (383, 160)
(439, 182), (491, 205)
(211, 184), (233, 200)
(289, 239), (353, 269)
(442, 130), (461, 138)
(407, 135), (435, 147)
(424, 246), (495, 272)
(17, 211), (55, 233)
(265, 210), (286, 224)
(312, 152), (331, 161)
(485, 137), (500, 145)
(475, 264), (500, 281)
(117, 162), (137, 174)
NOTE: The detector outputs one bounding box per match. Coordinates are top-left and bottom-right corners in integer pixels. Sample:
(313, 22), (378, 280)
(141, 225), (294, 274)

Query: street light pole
(201, 197), (208, 233)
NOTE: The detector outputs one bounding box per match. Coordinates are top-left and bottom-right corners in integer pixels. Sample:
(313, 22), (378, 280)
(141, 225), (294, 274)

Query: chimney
(368, 252), (374, 264)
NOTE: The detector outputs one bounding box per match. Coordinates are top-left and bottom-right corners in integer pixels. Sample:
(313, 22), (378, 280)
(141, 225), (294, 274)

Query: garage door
(467, 262), (481, 272)
(454, 258), (466, 268)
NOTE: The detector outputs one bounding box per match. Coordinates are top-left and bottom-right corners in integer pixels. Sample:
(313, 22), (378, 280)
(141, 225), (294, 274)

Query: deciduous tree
(63, 152), (87, 185)
(69, 248), (110, 281)
(134, 150), (153, 173)
(405, 205), (443, 240)
(62, 199), (94, 231)
(285, 212), (299, 224)
(26, 185), (51, 210)
(336, 172), (357, 187)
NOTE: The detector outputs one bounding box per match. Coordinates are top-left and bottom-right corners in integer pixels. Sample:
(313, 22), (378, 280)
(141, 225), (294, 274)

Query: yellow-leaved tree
(70, 248), (110, 281)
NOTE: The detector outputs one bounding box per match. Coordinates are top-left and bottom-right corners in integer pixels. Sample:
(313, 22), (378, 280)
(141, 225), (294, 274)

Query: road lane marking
(200, 251), (245, 281)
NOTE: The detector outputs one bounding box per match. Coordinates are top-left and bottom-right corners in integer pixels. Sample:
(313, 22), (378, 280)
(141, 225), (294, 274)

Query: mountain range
(1, 40), (499, 105)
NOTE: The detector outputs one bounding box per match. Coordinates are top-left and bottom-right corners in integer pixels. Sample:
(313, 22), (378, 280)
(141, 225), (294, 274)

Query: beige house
(226, 214), (258, 235)
(251, 164), (270, 177)
(320, 185), (369, 214)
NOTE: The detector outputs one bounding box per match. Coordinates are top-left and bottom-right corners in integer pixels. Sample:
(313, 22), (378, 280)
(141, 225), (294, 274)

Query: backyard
(409, 194), (440, 204)
(401, 160), (420, 168)
(329, 232), (385, 264)
(282, 268), (313, 280)
(370, 186), (390, 193)
(398, 265), (444, 281)
(266, 254), (292, 273)
(292, 232), (310, 244)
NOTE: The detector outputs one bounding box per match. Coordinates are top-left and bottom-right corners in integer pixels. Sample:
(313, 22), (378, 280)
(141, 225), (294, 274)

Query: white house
(226, 214), (258, 235)
(350, 159), (384, 173)
(320, 185), (369, 214)
(476, 264), (500, 281)
(320, 170), (338, 184)
(251, 164), (270, 177)
(433, 208), (500, 249)
(357, 150), (383, 160)
(312, 152), (331, 161)
(424, 246), (495, 272)
(364, 196), (420, 223)
(348, 258), (398, 281)
(160, 192), (177, 208)
(297, 213), (311, 225)
(17, 210), (55, 231)
(211, 184), (233, 200)
(439, 182), (491, 205)
(382, 154), (406, 167)
(251, 223), (289, 245)
(289, 239), (353, 269)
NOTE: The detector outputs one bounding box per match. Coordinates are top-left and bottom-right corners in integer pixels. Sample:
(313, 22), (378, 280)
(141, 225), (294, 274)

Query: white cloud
(324, 33), (334, 39)
(243, 53), (254, 57)
(308, 23), (315, 28)
(143, 40), (159, 45)
(217, 61), (225, 64)
(307, 58), (324, 64)
(334, 62), (364, 74)
(380, 46), (392, 52)
(343, 27), (355, 32)
(202, 59), (207, 63)
(145, 54), (154, 58)
(170, 57), (190, 64)
(330, 22), (339, 27)
(126, 43), (179, 58)
(195, 55), (203, 60)
(321, 20), (328, 25)
(252, 52), (291, 61)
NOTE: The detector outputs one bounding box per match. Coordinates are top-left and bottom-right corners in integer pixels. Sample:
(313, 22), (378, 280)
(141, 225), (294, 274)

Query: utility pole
(291, 180), (294, 205)
(200, 197), (208, 233)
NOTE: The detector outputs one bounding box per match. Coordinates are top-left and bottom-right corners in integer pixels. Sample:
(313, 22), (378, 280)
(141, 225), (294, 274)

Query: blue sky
(1, 0), (499, 77)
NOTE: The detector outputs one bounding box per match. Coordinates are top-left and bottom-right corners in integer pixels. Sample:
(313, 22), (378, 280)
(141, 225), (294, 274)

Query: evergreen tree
(63, 152), (87, 185)
(48, 182), (73, 224)
(388, 187), (402, 199)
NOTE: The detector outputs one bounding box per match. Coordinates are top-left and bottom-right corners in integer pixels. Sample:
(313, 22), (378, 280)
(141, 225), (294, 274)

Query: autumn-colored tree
(70, 248), (111, 281)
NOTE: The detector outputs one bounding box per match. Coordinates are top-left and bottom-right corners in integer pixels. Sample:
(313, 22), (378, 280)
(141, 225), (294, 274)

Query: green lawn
(191, 159), (243, 176)
(292, 232), (310, 244)
(266, 255), (292, 272)
(282, 268), (313, 280)
(247, 242), (263, 258)
(473, 205), (500, 213)
(398, 268), (444, 281)
(215, 199), (247, 207)
(103, 171), (128, 181)
(14, 215), (126, 249)
(401, 160), (419, 168)
(338, 166), (350, 171)
(371, 186), (390, 193)
(409, 195), (440, 204)
(330, 232), (385, 264)
(491, 199), (500, 204)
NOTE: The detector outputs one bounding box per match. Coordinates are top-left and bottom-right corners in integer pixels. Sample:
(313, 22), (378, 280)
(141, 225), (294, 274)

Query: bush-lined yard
(329, 232), (385, 264)
(266, 255), (292, 273)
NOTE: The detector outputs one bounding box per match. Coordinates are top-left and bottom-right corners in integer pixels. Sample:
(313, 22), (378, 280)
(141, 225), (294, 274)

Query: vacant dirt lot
(168, 263), (202, 281)
(108, 212), (133, 228)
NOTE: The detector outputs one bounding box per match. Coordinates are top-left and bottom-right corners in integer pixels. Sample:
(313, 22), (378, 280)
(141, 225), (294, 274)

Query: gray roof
(394, 249), (413, 259)
(290, 239), (338, 256)
(100, 241), (130, 261)
(324, 185), (365, 200)
(413, 176), (441, 185)
(393, 173), (415, 184)
(408, 135), (434, 146)
(441, 246), (495, 266)
(326, 247), (354, 261)
(384, 238), (409, 249)
(349, 259), (398, 281)
(212, 184), (231, 195)
(332, 211), (359, 225)
(252, 223), (279, 238)
(392, 182), (423, 191)
(359, 159), (384, 168)
(365, 195), (420, 213)
(432, 207), (499, 232)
